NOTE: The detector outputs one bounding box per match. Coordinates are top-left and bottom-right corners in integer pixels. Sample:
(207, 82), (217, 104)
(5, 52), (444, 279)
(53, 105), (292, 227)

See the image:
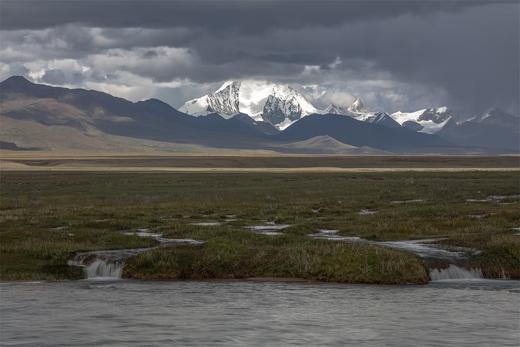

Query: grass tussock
(461, 234), (520, 279)
(123, 233), (429, 284)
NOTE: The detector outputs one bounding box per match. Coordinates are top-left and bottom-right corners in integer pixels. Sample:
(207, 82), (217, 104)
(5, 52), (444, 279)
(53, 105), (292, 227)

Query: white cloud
(328, 56), (342, 69)
(318, 90), (356, 107)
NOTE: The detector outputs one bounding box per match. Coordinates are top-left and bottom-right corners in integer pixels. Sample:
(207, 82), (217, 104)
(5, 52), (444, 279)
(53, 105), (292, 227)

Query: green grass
(445, 233), (520, 278)
(0, 228), (156, 280)
(1, 171), (519, 282)
(123, 232), (429, 284)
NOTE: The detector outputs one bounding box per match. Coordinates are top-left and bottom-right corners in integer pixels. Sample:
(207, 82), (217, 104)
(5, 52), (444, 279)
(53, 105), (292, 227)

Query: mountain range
(180, 80), (454, 133)
(0, 76), (518, 154)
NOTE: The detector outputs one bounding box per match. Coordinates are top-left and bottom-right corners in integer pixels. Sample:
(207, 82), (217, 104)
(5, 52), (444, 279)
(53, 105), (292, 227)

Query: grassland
(1, 171), (519, 283)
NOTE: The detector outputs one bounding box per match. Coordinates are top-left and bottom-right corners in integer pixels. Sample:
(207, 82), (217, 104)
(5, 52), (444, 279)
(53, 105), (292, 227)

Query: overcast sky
(0, 0), (518, 115)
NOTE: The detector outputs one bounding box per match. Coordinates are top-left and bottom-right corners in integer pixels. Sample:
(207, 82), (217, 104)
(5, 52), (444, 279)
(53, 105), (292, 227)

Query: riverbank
(1, 171), (519, 283)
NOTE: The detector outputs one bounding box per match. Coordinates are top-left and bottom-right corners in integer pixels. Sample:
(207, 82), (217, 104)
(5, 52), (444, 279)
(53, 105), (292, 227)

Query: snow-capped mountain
(322, 98), (368, 117)
(321, 98), (399, 128)
(179, 80), (454, 133)
(179, 80), (241, 118)
(390, 107), (453, 134)
(179, 80), (318, 129)
(363, 112), (401, 128)
(347, 97), (368, 114)
(470, 107), (518, 127)
(322, 103), (350, 115)
(262, 85), (318, 129)
(437, 107), (519, 151)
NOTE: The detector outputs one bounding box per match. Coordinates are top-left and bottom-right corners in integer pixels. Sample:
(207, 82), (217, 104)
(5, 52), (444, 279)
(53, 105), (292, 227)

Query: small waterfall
(84, 259), (123, 279)
(68, 248), (150, 280)
(68, 235), (205, 280)
(68, 252), (124, 279)
(429, 264), (483, 281)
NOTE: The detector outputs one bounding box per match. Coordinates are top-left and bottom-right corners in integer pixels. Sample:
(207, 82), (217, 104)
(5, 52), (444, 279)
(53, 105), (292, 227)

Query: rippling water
(1, 280), (519, 346)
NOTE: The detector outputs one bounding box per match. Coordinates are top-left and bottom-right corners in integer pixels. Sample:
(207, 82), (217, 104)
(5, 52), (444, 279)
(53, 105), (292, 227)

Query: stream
(68, 230), (204, 280)
(308, 231), (485, 281)
(69, 228), (491, 282)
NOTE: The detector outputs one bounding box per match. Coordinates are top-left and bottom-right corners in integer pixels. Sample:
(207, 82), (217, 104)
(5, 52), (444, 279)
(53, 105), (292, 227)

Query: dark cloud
(41, 69), (85, 85)
(0, 0), (517, 115)
(0, 0), (488, 31)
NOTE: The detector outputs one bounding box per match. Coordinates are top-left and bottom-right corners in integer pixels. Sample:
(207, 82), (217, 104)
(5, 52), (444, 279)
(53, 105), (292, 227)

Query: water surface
(1, 279), (518, 346)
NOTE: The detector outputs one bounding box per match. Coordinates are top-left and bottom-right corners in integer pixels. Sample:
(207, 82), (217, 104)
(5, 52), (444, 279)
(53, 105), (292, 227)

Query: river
(1, 279), (518, 346)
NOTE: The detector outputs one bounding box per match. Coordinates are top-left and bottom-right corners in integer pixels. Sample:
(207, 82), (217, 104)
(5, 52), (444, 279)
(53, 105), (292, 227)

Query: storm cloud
(0, 0), (518, 115)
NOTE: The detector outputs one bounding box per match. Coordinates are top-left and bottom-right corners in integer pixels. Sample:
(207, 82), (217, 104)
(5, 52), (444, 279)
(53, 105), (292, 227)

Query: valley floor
(1, 153), (519, 172)
(1, 169), (519, 283)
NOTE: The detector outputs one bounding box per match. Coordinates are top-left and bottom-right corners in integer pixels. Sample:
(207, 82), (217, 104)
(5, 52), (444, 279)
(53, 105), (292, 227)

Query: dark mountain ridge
(1, 76), (515, 153)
